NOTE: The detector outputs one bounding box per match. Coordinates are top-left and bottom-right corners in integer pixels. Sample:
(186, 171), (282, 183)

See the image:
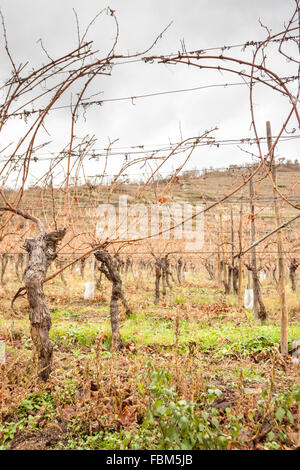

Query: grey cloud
(0, 0), (298, 182)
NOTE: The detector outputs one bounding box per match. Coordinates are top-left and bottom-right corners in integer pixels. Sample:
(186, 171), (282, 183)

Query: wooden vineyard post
(250, 178), (259, 319)
(230, 207), (235, 292)
(220, 212), (229, 293)
(216, 215), (222, 286)
(249, 178), (267, 322)
(230, 207), (238, 294)
(238, 198), (243, 311)
(267, 121), (288, 355)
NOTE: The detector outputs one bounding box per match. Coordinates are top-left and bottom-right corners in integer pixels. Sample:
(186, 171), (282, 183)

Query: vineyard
(1, 1), (300, 453)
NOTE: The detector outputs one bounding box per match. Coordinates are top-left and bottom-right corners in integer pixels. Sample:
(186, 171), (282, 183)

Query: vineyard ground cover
(0, 265), (299, 450)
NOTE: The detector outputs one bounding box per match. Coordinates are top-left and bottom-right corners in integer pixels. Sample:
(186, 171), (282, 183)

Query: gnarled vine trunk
(1, 253), (9, 286)
(23, 228), (66, 381)
(55, 258), (67, 286)
(15, 253), (25, 282)
(176, 257), (183, 284)
(94, 249), (131, 350)
(232, 266), (239, 294)
(289, 258), (299, 292)
(246, 264), (267, 322)
(154, 261), (162, 304)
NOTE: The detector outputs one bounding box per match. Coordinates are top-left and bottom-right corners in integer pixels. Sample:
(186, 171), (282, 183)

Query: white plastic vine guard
(84, 282), (95, 300)
(244, 289), (254, 310)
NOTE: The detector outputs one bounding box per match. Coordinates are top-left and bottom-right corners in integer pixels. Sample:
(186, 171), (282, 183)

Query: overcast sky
(0, 0), (299, 185)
